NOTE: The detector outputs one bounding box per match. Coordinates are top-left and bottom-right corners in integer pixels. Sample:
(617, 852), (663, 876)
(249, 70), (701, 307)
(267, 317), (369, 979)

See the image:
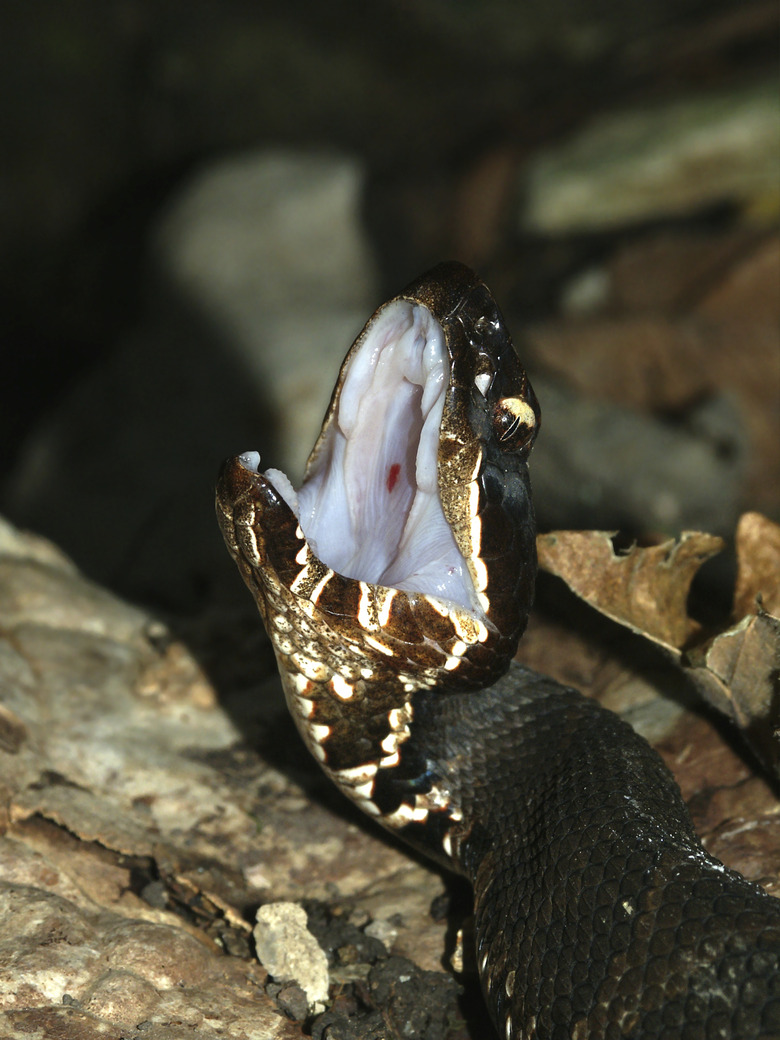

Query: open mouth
(239, 300), (479, 614)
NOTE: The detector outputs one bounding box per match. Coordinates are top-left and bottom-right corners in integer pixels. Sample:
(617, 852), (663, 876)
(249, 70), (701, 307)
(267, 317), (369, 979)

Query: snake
(216, 262), (780, 1039)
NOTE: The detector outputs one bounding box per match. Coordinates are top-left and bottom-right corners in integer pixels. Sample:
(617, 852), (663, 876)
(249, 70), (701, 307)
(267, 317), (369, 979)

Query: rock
(155, 149), (378, 478)
(522, 77), (780, 232)
(366, 955), (462, 1040)
(0, 515), (450, 1036)
(157, 151), (376, 317)
(254, 903), (329, 1011)
(0, 844), (297, 1040)
(528, 374), (746, 534)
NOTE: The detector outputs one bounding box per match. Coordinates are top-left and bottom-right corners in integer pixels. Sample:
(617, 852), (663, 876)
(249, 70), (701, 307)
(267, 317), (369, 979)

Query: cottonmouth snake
(216, 262), (780, 1039)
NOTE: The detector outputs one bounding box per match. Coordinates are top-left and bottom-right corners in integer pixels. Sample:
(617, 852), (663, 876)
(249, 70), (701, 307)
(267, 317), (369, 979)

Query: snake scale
(216, 262), (780, 1039)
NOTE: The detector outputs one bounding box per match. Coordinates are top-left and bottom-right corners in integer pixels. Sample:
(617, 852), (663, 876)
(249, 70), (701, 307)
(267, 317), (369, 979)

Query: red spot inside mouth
(387, 463), (401, 492)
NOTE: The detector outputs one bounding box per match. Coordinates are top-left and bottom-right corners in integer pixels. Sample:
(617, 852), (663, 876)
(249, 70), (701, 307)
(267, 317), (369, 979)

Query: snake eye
(492, 396), (537, 452)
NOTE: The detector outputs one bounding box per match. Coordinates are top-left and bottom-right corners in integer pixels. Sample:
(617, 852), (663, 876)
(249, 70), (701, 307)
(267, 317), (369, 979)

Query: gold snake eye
(492, 396), (537, 452)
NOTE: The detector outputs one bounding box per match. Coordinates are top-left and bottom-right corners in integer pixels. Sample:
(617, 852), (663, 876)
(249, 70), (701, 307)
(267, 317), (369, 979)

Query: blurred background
(1, 0), (778, 617)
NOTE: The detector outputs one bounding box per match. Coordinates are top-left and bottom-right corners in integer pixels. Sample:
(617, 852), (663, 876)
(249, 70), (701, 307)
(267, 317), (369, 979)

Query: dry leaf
(536, 529), (723, 651)
(538, 519), (780, 777)
(733, 511), (780, 618)
(687, 613), (780, 750)
(695, 234), (780, 322)
(608, 229), (760, 312)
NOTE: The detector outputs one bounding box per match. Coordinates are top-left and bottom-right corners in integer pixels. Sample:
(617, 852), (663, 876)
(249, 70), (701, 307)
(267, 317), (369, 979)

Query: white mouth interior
(244, 299), (479, 613)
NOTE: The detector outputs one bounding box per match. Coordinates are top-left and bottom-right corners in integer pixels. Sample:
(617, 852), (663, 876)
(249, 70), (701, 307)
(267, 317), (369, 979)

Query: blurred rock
(156, 149), (377, 477)
(529, 231), (780, 521)
(529, 374), (746, 534)
(387, 0), (735, 65)
(605, 228), (764, 312)
(157, 151), (376, 316)
(522, 77), (780, 232)
(2, 150), (377, 610)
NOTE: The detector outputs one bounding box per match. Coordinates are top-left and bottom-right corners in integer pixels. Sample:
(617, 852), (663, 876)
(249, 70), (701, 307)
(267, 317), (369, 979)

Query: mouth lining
(243, 299), (480, 614)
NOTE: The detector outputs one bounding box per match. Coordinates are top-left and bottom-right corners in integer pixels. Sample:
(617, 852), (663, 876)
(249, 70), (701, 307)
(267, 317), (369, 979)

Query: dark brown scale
(313, 575), (363, 622)
(389, 668), (780, 1039)
(477, 499), (515, 561)
(322, 711), (395, 773)
(381, 593), (424, 646)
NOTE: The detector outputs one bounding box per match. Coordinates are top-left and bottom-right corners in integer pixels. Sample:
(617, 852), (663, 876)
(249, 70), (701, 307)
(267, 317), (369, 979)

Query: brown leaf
(526, 316), (712, 412)
(607, 229), (761, 312)
(686, 613), (780, 773)
(536, 529), (724, 651)
(733, 511), (780, 618)
(538, 522), (780, 778)
(695, 234), (780, 322)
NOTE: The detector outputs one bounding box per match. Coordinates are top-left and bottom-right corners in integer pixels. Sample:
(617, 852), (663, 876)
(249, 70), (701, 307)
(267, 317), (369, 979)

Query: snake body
(216, 263), (780, 1039)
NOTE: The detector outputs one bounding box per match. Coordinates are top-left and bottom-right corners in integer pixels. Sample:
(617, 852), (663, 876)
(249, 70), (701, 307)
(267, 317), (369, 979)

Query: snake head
(217, 262), (539, 679)
(216, 263), (540, 811)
